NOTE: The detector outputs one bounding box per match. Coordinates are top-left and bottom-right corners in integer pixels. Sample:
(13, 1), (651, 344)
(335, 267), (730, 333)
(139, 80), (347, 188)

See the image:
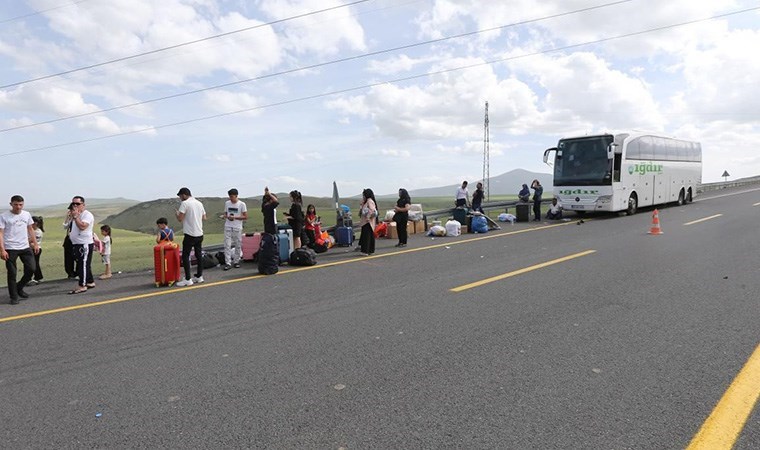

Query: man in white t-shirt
(175, 187), (207, 287)
(455, 180), (470, 208)
(0, 195), (40, 304)
(222, 188), (248, 270)
(65, 196), (95, 294)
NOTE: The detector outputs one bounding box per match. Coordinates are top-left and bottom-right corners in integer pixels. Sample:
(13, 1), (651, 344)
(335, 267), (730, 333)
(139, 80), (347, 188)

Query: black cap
(177, 187), (191, 196)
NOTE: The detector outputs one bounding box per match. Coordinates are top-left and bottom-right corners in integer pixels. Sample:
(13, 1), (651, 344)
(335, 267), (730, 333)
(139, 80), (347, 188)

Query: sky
(1, 0), (759, 205)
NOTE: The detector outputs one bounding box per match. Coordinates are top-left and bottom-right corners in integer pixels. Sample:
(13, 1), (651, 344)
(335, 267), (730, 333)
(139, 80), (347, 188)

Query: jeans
(182, 234), (204, 280)
(5, 248), (36, 300)
(223, 228), (242, 265)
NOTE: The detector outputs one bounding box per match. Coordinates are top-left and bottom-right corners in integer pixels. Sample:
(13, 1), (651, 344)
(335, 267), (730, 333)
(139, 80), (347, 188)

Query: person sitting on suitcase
(155, 217), (174, 244)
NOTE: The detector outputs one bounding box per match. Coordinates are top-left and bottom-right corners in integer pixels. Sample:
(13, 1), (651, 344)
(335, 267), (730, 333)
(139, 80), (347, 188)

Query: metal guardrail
(697, 176), (760, 193)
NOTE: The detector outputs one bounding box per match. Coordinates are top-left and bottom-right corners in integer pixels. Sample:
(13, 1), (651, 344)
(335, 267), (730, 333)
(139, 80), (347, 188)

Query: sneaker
(222, 264), (231, 271)
(233, 263), (241, 268)
(192, 276), (204, 284)
(176, 279), (193, 287)
(10, 298), (19, 305)
(27, 280), (38, 286)
(17, 290), (29, 299)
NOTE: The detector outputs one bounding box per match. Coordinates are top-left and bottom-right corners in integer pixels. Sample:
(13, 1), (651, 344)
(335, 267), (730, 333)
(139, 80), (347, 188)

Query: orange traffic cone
(648, 209), (663, 235)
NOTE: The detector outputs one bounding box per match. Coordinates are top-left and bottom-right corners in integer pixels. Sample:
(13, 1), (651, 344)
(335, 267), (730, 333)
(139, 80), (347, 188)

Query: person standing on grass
(455, 180), (470, 208)
(472, 182), (485, 214)
(99, 225), (112, 279)
(0, 196), (40, 305)
(222, 188), (247, 270)
(66, 196), (95, 294)
(175, 187), (206, 287)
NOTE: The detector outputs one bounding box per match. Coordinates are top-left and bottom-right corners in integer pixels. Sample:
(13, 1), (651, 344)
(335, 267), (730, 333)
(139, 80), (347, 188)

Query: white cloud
(205, 154), (231, 163)
(381, 148), (411, 158)
(296, 152), (323, 160)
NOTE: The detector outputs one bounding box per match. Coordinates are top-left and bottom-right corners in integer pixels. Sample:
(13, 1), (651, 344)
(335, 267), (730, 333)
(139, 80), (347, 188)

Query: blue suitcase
(277, 232), (291, 265)
(335, 226), (353, 246)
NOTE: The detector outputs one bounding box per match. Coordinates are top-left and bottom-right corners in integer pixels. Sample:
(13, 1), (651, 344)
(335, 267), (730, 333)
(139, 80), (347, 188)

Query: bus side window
(613, 153), (622, 182)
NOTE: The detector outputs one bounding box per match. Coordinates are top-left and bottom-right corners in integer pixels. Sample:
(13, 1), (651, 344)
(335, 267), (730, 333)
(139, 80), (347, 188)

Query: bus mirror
(543, 147), (558, 165)
(607, 143), (618, 160)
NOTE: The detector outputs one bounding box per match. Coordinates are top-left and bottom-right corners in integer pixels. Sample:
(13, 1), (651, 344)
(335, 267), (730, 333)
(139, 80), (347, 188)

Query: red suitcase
(242, 233), (262, 261)
(154, 243), (181, 287)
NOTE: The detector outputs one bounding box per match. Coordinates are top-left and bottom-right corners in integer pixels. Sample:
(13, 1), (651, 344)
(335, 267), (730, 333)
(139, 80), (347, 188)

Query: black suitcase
(257, 233), (279, 275)
(516, 203), (530, 222)
(289, 247), (317, 266)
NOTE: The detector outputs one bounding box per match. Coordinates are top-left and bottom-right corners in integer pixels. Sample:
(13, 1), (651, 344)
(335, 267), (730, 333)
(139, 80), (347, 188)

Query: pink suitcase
(242, 233), (262, 261)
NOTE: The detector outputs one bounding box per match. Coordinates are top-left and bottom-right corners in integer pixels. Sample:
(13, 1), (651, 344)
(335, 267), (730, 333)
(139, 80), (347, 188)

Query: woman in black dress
(394, 188), (411, 247)
(284, 190), (304, 248)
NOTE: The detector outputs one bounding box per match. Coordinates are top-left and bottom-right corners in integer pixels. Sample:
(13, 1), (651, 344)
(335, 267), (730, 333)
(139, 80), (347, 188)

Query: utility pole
(483, 101), (490, 202)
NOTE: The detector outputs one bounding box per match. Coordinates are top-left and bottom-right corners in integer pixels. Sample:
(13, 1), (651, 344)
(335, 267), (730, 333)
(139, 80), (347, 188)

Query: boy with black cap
(175, 187), (206, 286)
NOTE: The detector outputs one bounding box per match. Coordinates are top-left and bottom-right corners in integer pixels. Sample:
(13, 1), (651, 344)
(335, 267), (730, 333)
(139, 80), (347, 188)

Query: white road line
(684, 214), (723, 226)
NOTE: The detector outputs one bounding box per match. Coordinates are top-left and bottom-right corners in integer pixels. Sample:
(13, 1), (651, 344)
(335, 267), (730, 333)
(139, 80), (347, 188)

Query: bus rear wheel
(676, 189), (685, 206)
(626, 194), (638, 215)
(686, 188), (693, 203)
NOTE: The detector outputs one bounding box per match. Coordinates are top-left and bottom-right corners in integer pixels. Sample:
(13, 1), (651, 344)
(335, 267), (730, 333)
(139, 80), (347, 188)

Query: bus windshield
(554, 135), (614, 186)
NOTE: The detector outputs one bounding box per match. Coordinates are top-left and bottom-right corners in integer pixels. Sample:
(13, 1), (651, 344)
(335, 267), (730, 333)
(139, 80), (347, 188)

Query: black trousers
(182, 234), (204, 280)
(359, 223), (375, 254)
(72, 243), (94, 286)
(33, 248), (43, 281)
(63, 234), (75, 277)
(396, 214), (408, 245)
(533, 200), (541, 220)
(5, 248), (36, 300)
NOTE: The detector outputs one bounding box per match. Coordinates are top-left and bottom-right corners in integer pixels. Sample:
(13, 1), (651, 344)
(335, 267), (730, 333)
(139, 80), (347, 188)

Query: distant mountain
(400, 169), (553, 198)
(28, 197), (141, 219)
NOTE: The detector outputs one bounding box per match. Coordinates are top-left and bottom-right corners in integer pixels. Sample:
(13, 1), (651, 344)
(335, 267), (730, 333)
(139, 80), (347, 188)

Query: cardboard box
(461, 225), (468, 234)
(387, 222), (398, 239)
(412, 220), (426, 234)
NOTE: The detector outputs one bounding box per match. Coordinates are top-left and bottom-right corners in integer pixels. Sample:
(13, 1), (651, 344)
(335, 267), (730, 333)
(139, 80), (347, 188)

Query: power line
(0, 0), (372, 90)
(0, 0), (91, 25)
(2, 5), (757, 158)
(0, 0), (634, 133)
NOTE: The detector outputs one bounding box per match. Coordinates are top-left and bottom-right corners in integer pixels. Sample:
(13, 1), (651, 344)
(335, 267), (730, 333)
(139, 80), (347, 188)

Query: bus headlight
(597, 195), (612, 204)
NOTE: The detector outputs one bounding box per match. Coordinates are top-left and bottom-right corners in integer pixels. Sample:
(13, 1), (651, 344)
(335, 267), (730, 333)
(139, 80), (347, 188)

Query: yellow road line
(1, 219), (585, 324)
(449, 250), (596, 293)
(686, 343), (760, 450)
(684, 214), (723, 226)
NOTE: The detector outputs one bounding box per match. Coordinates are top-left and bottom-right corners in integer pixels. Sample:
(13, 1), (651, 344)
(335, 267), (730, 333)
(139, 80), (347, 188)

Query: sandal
(68, 287), (88, 295)
(86, 283), (96, 289)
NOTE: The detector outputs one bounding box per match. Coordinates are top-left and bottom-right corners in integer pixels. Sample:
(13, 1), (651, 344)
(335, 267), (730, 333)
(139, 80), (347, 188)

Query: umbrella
(332, 181), (340, 212)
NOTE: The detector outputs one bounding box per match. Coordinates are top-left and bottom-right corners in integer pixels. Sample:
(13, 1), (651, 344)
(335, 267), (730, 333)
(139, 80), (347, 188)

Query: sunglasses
(71, 202), (82, 205)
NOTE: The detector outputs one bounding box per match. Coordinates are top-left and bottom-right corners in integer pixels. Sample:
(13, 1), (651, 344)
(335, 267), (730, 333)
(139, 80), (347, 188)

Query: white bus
(543, 132), (702, 215)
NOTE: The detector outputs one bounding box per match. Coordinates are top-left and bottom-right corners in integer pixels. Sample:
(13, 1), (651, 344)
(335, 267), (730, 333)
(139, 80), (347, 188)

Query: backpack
(257, 233), (279, 275)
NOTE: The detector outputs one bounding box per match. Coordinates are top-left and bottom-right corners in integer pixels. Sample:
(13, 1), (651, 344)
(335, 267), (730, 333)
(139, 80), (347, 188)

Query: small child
(99, 225), (112, 279)
(29, 216), (44, 285)
(156, 217), (174, 243)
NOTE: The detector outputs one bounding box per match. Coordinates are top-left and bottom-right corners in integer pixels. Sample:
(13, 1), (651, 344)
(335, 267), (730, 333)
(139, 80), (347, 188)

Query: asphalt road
(2, 187), (759, 449)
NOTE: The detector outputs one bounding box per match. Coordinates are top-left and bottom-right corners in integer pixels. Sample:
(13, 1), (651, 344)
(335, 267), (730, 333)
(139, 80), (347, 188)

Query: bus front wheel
(626, 194), (638, 215)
